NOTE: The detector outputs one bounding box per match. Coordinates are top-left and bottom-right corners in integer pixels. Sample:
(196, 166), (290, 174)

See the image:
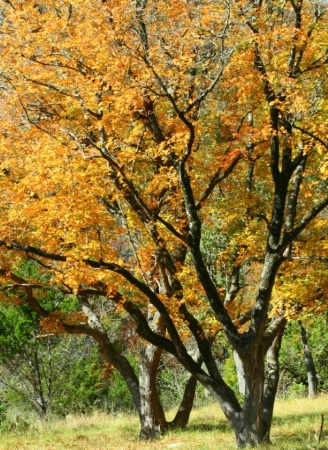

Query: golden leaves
(0, 0), (327, 340)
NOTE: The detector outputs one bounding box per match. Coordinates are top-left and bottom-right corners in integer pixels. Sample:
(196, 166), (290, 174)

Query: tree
(0, 267), (199, 437)
(0, 0), (327, 447)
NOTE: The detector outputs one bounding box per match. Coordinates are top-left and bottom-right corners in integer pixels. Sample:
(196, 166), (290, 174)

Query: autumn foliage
(0, 0), (327, 447)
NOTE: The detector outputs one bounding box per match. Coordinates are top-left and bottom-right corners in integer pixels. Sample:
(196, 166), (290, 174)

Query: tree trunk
(234, 357), (266, 448)
(190, 355), (265, 448)
(32, 350), (48, 418)
(139, 341), (167, 439)
(170, 373), (198, 429)
(298, 320), (318, 398)
(262, 326), (285, 443)
(139, 309), (167, 439)
(139, 343), (200, 436)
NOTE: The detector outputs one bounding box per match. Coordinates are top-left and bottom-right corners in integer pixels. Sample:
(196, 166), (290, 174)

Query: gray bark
(139, 341), (167, 438)
(138, 307), (166, 438)
(233, 351), (245, 396)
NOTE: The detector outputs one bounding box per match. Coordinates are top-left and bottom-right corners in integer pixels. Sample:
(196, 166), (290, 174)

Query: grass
(0, 396), (327, 450)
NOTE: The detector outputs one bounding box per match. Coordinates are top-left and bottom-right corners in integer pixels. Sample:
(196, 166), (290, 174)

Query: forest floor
(0, 395), (327, 449)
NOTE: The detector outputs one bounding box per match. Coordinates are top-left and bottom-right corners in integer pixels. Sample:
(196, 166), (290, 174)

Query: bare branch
(197, 150), (242, 208)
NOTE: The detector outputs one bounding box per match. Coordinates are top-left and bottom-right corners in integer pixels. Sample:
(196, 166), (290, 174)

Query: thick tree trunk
(139, 341), (167, 439)
(299, 320), (318, 398)
(206, 373), (265, 448)
(234, 358), (266, 448)
(189, 359), (264, 448)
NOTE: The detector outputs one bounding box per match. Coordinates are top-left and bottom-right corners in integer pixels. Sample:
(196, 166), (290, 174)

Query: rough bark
(234, 351), (266, 447)
(139, 341), (167, 438)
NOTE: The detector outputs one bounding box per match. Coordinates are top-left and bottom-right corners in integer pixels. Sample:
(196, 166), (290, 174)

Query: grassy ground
(0, 396), (327, 450)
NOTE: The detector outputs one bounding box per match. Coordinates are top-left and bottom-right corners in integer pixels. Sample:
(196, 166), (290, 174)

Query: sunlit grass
(0, 396), (327, 449)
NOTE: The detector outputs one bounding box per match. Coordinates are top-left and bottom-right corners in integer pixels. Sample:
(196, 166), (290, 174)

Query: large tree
(0, 0), (327, 447)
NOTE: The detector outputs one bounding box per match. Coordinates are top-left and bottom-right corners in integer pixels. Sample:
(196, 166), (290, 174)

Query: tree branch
(196, 150), (242, 208)
(292, 124), (328, 150)
(281, 196), (328, 249)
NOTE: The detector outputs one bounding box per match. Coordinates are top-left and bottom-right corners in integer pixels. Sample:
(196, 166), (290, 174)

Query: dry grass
(0, 396), (327, 449)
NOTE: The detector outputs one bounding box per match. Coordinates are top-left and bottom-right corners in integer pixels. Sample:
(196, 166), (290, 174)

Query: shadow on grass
(182, 420), (228, 433)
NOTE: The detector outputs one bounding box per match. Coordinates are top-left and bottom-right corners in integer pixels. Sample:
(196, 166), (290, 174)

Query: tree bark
(199, 355), (266, 448)
(262, 326), (285, 443)
(234, 353), (266, 447)
(138, 342), (167, 438)
(138, 312), (199, 436)
(139, 309), (167, 439)
(234, 350), (246, 396)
